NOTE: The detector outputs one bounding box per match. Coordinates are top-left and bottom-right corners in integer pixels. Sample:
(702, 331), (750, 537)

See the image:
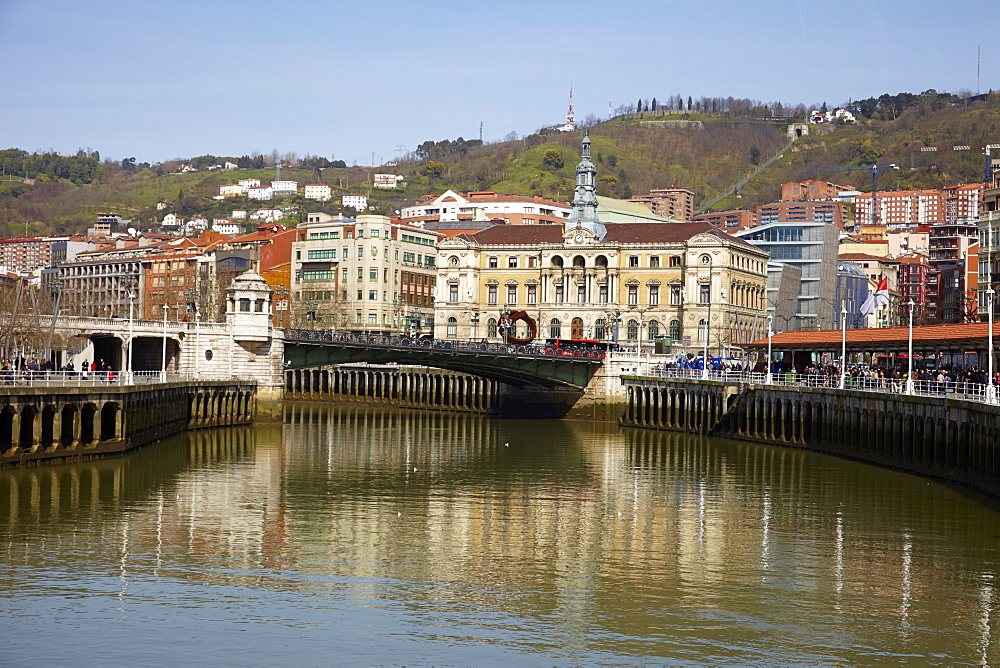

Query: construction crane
(915, 144), (1000, 190)
(802, 164), (900, 227)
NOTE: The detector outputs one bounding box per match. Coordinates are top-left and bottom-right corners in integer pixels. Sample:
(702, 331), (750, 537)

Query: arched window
(626, 319), (638, 340)
(549, 318), (562, 339)
(647, 320), (660, 340)
(595, 318), (606, 339)
(486, 318), (498, 338)
(447, 317), (457, 338)
(573, 255), (586, 268)
(669, 319), (681, 340)
(698, 318), (708, 342)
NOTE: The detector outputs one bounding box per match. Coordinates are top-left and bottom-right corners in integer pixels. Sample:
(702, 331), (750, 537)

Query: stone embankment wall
(0, 381), (256, 467)
(620, 377), (1000, 501)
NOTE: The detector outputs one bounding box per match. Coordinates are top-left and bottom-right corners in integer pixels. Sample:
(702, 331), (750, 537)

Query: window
(549, 318), (561, 339)
(370, 230), (379, 238)
(669, 319), (681, 340)
(369, 313), (378, 324)
(342, 269), (348, 281)
(357, 289), (363, 299)
(369, 290), (377, 300)
(628, 256), (639, 267)
(488, 256), (498, 268)
(358, 268), (363, 280)
(488, 285), (498, 304)
(599, 285), (608, 303)
(527, 256), (538, 268)
(370, 269), (379, 280)
(670, 286), (681, 305)
(647, 320), (659, 339)
(698, 319), (708, 342)
(649, 256), (660, 268)
(577, 285), (586, 303)
(487, 318), (497, 337)
(626, 319), (638, 340)
(506, 285), (517, 303)
(449, 284), (459, 302)
(595, 318), (606, 339)
(357, 246), (364, 258)
(301, 270), (335, 281)
(669, 255), (682, 267)
(555, 284), (564, 303)
(508, 256), (518, 268)
(403, 252), (416, 263)
(699, 284), (710, 304)
(649, 286), (659, 305)
(307, 249), (337, 260)
(526, 284), (537, 304)
(627, 285), (637, 305)
(447, 317), (457, 338)
(342, 248), (348, 258)
(239, 298), (250, 312)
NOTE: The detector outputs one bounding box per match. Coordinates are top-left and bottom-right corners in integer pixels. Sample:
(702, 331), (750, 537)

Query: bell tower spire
(564, 135), (604, 239)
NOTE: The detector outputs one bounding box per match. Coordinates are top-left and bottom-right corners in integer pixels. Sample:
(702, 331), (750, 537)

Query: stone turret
(226, 270), (272, 341)
(564, 135), (605, 240)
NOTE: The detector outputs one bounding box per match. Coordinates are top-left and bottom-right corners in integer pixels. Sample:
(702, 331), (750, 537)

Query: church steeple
(565, 135), (605, 239)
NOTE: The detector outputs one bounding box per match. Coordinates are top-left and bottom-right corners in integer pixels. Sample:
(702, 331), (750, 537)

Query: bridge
(282, 329), (602, 389)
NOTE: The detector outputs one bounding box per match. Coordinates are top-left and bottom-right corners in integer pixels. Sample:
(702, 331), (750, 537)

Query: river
(2, 403), (999, 665)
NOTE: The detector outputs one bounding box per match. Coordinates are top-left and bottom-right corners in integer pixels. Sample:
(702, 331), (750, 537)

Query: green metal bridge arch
(282, 331), (602, 389)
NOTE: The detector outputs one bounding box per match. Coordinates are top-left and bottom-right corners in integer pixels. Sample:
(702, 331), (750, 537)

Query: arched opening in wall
(486, 318), (498, 338)
(0, 406), (14, 452)
(18, 406), (37, 449)
(41, 405), (56, 447)
(595, 255), (608, 268)
(551, 256), (564, 268)
(100, 403), (119, 441)
(573, 255), (586, 269)
(447, 317), (458, 338)
(89, 335), (124, 374)
(80, 404), (97, 444)
(549, 318), (562, 339)
(571, 317), (584, 339)
(60, 405), (76, 445)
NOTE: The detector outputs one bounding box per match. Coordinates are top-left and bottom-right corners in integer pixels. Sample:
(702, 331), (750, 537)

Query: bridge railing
(0, 370), (253, 388)
(282, 329), (607, 361)
(637, 366), (999, 405)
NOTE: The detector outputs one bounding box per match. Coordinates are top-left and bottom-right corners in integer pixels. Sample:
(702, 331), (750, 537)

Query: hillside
(3, 97), (1000, 236)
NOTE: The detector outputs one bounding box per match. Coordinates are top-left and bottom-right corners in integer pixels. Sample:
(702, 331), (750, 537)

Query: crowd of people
(1, 358), (117, 383)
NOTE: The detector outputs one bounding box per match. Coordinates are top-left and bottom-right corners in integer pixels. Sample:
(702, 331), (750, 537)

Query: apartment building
(854, 189), (944, 230)
(401, 190), (571, 226)
(691, 209), (758, 232)
(780, 179), (854, 202)
(290, 214), (441, 334)
(627, 187), (694, 221)
(756, 200), (851, 229)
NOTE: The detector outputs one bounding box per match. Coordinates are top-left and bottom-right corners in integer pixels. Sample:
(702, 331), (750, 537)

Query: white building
(224, 161), (238, 170)
(162, 213), (182, 227)
(213, 220), (241, 235)
(239, 178), (261, 192)
(247, 185), (273, 201)
(400, 189), (571, 225)
(374, 174), (403, 189)
(271, 180), (298, 196)
(219, 184), (243, 197)
(250, 208), (283, 222)
(232, 209), (247, 219)
(342, 194), (368, 211)
(304, 184), (332, 202)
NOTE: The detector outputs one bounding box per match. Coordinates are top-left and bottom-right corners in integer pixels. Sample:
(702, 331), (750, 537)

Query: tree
(749, 145), (761, 166)
(636, 98), (642, 113)
(651, 97), (658, 112)
(687, 96), (693, 111)
(542, 150), (564, 169)
(420, 160), (445, 179)
(606, 154), (618, 167)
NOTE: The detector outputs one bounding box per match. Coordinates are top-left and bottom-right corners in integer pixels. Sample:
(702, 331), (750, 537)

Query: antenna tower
(567, 86), (575, 126)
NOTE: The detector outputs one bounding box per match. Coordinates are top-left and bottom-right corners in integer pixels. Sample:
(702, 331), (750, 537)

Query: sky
(2, 0), (998, 166)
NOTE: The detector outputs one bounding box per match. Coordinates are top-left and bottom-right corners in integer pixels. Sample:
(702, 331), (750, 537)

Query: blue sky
(2, 0), (997, 166)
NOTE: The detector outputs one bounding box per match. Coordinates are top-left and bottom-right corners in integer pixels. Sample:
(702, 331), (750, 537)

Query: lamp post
(988, 287), (997, 404)
(160, 303), (168, 382)
(44, 277), (63, 365)
(839, 306), (847, 389)
(126, 289), (136, 385)
(194, 309), (201, 381)
(464, 310), (480, 341)
(627, 304), (654, 368)
(305, 300), (318, 328)
(905, 298), (915, 395)
(766, 314), (773, 385)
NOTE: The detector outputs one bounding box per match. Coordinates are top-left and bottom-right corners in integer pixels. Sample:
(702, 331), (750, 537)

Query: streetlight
(463, 310), (480, 340)
(194, 309), (201, 381)
(160, 303), (168, 382)
(839, 306), (847, 389)
(765, 314), (773, 385)
(905, 298), (915, 395)
(305, 300), (318, 328)
(988, 287), (996, 404)
(627, 304), (655, 367)
(126, 288), (136, 385)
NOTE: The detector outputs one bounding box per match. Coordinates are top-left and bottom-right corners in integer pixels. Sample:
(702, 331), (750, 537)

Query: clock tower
(563, 135), (605, 241)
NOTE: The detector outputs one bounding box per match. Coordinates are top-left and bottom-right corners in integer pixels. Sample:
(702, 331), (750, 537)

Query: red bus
(543, 338), (621, 358)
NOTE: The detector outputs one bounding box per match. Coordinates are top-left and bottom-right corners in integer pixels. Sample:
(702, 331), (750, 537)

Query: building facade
(401, 190), (571, 226)
(756, 200), (852, 229)
(290, 215), (441, 334)
(780, 179), (854, 201)
(691, 209), (758, 232)
(627, 187), (694, 221)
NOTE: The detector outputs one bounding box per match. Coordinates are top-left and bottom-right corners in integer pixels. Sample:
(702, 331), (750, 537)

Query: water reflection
(2, 404), (999, 664)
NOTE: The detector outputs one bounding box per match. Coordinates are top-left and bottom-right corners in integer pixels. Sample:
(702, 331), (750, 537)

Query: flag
(859, 277), (890, 317)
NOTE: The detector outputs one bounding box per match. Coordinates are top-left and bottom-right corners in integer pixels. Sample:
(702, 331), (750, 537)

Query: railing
(0, 370), (252, 388)
(282, 329), (607, 361)
(635, 366), (999, 405)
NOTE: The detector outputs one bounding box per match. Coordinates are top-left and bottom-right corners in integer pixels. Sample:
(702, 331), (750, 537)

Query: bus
(543, 338), (622, 358)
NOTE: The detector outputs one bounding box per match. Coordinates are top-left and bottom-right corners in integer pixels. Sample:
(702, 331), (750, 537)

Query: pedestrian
(80, 360), (89, 380)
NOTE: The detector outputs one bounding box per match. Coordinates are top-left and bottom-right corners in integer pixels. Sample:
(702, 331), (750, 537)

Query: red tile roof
(745, 322), (996, 350)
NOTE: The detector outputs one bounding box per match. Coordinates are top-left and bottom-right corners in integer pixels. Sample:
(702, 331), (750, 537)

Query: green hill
(4, 95), (1000, 237)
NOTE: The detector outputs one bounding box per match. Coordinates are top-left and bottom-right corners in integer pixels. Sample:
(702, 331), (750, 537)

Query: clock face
(575, 233), (583, 243)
